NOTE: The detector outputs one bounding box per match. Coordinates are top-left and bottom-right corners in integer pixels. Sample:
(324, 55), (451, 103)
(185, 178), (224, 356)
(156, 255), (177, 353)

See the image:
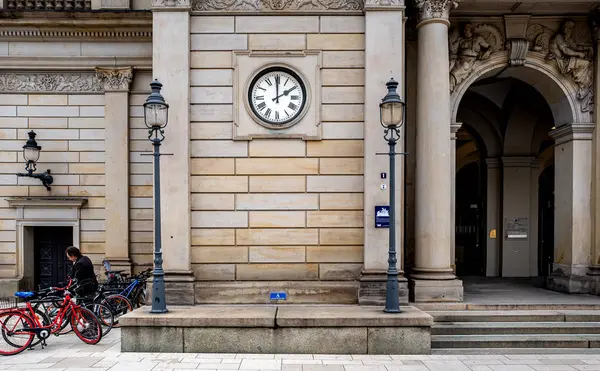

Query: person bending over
(65, 246), (98, 297)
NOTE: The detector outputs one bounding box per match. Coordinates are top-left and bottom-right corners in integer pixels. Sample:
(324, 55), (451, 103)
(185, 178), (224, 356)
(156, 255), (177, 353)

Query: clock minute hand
(272, 86), (297, 102)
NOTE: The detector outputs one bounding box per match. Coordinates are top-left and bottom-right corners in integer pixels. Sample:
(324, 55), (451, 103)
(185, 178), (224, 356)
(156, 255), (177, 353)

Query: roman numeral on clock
(265, 78), (272, 86)
(255, 95), (264, 101)
(288, 102), (298, 111)
(291, 95), (299, 101)
(257, 102), (266, 110)
(265, 108), (272, 118)
(275, 111), (280, 120)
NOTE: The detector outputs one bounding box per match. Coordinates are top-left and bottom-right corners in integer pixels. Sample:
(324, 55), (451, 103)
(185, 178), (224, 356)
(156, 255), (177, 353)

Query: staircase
(422, 306), (600, 350)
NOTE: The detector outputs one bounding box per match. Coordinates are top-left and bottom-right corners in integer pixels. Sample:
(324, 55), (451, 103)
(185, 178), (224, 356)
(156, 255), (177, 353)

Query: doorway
(538, 165), (555, 279)
(34, 226), (73, 289)
(455, 161), (486, 276)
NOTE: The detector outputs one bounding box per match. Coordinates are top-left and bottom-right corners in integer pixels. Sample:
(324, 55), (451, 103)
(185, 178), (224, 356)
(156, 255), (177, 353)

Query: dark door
(455, 162), (486, 276)
(34, 226), (73, 289)
(538, 165), (555, 278)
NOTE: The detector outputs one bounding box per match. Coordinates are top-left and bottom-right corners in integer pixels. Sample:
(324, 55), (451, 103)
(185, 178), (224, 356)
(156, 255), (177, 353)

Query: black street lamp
(16, 131), (53, 191)
(143, 79), (169, 314)
(379, 78), (406, 313)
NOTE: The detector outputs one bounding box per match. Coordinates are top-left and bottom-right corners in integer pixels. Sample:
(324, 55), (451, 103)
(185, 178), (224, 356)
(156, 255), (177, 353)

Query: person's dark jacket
(72, 256), (98, 296)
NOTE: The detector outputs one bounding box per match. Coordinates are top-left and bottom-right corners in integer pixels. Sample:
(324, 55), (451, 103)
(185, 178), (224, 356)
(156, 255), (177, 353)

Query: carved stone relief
(449, 23), (505, 92)
(527, 20), (594, 112)
(364, 0), (402, 8)
(192, 0), (362, 11)
(95, 67), (133, 92)
(414, 0), (459, 23)
(152, 0), (190, 7)
(0, 73), (103, 92)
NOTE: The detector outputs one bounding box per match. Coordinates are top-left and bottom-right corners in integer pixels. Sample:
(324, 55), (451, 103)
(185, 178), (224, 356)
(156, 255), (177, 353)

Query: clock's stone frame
(233, 50), (323, 140)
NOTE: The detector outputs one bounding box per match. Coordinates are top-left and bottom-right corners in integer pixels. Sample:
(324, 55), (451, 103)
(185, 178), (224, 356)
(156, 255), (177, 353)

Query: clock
(247, 66), (308, 128)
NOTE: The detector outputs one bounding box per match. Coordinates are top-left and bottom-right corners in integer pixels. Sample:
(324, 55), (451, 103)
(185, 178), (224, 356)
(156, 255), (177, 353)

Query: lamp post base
(358, 270), (409, 306)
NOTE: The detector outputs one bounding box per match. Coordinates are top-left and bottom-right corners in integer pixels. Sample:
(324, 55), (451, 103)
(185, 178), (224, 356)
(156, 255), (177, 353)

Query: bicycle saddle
(14, 291), (34, 299)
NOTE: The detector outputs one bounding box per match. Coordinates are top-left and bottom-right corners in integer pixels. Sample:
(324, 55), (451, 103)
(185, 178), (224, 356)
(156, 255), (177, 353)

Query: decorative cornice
(414, 0), (459, 26)
(549, 123), (595, 145)
(6, 0), (91, 11)
(152, 0), (191, 9)
(0, 28), (152, 42)
(508, 39), (529, 67)
(485, 158), (501, 168)
(191, 0), (362, 12)
(501, 156), (535, 167)
(6, 197), (87, 209)
(95, 67), (133, 92)
(0, 73), (103, 92)
(364, 0), (404, 10)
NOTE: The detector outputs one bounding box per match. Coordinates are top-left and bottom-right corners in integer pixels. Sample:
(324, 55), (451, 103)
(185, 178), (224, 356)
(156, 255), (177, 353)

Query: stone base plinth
(358, 272), (409, 306)
(194, 281), (358, 304)
(120, 305), (433, 354)
(0, 279), (24, 296)
(410, 279), (464, 302)
(547, 274), (597, 295)
(147, 272), (195, 306)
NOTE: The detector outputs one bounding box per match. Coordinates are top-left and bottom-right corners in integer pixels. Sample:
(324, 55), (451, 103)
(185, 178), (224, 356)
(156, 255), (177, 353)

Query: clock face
(248, 67), (307, 127)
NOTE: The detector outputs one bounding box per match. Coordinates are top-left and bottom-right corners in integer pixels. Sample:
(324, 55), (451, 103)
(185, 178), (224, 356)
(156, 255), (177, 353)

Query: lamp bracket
(376, 152), (410, 156)
(16, 169), (53, 191)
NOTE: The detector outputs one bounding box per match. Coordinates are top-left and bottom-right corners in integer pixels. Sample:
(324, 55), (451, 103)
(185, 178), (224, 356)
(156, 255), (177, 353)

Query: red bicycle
(0, 279), (103, 356)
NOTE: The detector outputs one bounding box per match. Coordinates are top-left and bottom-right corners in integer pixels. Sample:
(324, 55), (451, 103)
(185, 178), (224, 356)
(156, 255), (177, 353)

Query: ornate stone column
(410, 0), (463, 302)
(547, 123), (594, 293)
(359, 0), (408, 305)
(96, 67), (133, 274)
(151, 0), (194, 304)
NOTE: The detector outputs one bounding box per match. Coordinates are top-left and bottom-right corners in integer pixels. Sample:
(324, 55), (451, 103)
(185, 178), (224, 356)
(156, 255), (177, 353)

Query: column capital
(364, 0), (405, 11)
(151, 0), (190, 10)
(501, 156), (535, 167)
(485, 158), (501, 169)
(95, 67), (133, 92)
(414, 0), (459, 27)
(549, 123), (595, 145)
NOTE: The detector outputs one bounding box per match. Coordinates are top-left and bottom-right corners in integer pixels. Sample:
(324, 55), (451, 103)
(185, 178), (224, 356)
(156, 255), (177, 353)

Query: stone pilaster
(449, 122), (462, 274)
(590, 16), (600, 281)
(485, 158), (501, 276)
(151, 0), (194, 305)
(547, 123), (594, 293)
(96, 67), (133, 274)
(410, 0), (463, 302)
(359, 0), (409, 306)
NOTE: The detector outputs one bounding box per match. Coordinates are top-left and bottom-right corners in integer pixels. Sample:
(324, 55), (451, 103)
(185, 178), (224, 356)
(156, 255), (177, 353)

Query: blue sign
(375, 206), (390, 228)
(269, 292), (287, 300)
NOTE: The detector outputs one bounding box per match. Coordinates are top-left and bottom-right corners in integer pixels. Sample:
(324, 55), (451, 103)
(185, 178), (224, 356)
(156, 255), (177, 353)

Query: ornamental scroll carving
(152, 0), (190, 7)
(192, 0), (362, 11)
(414, 0), (459, 23)
(95, 67), (133, 91)
(0, 73), (102, 92)
(449, 23), (505, 92)
(526, 20), (594, 112)
(364, 0), (402, 7)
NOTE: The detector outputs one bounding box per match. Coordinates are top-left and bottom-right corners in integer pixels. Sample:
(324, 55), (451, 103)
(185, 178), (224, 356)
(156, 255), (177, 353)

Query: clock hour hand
(275, 75), (280, 103)
(272, 86), (297, 102)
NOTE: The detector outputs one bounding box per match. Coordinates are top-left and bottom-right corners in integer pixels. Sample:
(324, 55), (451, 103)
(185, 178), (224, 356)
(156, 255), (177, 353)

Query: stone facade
(1, 0), (600, 302)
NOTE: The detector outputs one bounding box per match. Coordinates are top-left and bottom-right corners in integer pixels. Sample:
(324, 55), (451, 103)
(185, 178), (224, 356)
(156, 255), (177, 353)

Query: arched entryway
(451, 53), (587, 281)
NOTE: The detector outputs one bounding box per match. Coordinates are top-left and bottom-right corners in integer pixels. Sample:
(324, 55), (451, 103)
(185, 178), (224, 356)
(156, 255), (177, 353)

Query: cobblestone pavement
(3, 329), (600, 371)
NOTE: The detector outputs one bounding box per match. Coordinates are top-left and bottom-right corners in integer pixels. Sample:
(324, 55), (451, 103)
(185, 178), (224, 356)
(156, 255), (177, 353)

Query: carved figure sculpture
(449, 23), (504, 92)
(527, 20), (594, 112)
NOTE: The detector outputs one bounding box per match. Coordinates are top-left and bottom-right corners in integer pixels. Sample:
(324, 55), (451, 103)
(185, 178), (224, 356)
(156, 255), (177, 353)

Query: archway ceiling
(452, 0), (598, 16)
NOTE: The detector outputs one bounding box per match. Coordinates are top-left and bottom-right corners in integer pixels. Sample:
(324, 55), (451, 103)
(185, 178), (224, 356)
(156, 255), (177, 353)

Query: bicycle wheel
(84, 303), (114, 337)
(70, 306), (102, 345)
(0, 311), (34, 356)
(100, 294), (132, 328)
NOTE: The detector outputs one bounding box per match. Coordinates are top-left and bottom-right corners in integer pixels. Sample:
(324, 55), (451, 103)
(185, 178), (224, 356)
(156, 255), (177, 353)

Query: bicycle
(0, 279), (103, 356)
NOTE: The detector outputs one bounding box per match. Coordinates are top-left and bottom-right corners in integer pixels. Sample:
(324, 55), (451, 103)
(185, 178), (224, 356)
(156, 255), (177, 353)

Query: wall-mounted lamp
(16, 131), (53, 191)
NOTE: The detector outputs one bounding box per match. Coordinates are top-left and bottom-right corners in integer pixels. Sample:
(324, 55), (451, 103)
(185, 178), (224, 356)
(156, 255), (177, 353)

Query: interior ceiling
(452, 1), (600, 16)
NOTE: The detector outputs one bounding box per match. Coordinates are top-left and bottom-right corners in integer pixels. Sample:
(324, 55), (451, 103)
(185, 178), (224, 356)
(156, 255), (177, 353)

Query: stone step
(432, 322), (600, 335)
(416, 303), (600, 311)
(432, 334), (600, 348)
(428, 310), (600, 322)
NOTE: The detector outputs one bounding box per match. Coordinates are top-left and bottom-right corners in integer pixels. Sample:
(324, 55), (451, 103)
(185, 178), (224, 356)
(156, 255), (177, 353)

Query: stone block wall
(0, 92), (106, 275)
(128, 72), (153, 273)
(189, 15), (366, 292)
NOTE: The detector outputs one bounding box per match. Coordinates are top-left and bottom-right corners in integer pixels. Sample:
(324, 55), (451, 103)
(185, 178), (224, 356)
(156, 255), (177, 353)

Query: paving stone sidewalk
(3, 329), (600, 371)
